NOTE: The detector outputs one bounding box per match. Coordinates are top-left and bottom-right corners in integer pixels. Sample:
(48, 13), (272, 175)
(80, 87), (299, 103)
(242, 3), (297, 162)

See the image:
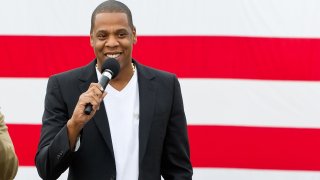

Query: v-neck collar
(95, 65), (138, 97)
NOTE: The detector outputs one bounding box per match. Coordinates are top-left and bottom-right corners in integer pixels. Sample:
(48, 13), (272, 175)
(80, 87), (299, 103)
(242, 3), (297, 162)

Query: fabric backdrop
(1, 0), (320, 179)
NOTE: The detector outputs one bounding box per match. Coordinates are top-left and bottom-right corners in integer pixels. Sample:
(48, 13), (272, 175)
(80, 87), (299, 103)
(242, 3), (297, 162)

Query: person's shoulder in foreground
(0, 112), (19, 180)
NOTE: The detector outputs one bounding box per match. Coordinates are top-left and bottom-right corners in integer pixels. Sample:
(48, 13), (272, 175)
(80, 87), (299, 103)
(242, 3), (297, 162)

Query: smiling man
(35, 1), (192, 180)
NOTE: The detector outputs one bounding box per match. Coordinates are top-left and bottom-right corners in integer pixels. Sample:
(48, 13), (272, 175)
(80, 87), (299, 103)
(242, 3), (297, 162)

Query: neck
(110, 63), (135, 91)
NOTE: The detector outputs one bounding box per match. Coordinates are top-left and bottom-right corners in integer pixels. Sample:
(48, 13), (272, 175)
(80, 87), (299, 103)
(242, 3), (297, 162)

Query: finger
(82, 88), (102, 108)
(102, 92), (107, 99)
(89, 83), (104, 92)
(90, 88), (103, 103)
(79, 83), (104, 112)
(78, 92), (100, 111)
(84, 93), (101, 111)
(89, 85), (104, 98)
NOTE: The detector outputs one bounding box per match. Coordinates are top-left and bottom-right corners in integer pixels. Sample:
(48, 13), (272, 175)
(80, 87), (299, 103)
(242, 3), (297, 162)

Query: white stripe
(0, 78), (47, 124)
(1, 0), (320, 37)
(15, 167), (320, 180)
(1, 78), (320, 128)
(192, 168), (320, 180)
(15, 167), (68, 180)
(182, 79), (320, 128)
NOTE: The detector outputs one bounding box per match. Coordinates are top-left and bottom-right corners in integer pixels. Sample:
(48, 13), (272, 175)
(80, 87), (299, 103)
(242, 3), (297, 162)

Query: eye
(118, 31), (128, 38)
(97, 33), (106, 40)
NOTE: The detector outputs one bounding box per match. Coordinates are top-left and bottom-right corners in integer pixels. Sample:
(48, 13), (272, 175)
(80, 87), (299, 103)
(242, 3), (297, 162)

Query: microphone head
(101, 58), (120, 79)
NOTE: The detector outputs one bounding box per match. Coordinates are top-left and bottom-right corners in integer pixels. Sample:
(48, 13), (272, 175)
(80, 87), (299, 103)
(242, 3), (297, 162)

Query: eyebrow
(95, 27), (130, 34)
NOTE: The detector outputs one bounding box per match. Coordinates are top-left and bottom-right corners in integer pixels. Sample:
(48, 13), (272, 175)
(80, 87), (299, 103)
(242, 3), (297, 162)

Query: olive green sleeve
(0, 113), (19, 180)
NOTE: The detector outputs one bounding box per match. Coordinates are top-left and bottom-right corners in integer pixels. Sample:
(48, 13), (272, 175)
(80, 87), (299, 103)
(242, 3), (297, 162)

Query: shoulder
(49, 60), (95, 83)
(0, 113), (18, 179)
(135, 61), (181, 92)
(0, 113), (7, 132)
(136, 61), (177, 80)
(51, 64), (87, 80)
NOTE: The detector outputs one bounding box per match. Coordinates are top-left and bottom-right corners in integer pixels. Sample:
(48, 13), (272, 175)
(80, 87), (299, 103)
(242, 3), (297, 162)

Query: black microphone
(84, 58), (120, 115)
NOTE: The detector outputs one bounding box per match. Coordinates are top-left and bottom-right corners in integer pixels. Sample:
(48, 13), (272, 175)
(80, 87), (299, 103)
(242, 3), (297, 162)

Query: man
(35, 0), (192, 179)
(0, 111), (18, 180)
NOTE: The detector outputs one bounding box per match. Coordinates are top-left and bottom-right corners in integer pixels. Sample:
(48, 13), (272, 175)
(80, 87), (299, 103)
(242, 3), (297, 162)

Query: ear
(132, 26), (137, 44)
(90, 34), (94, 47)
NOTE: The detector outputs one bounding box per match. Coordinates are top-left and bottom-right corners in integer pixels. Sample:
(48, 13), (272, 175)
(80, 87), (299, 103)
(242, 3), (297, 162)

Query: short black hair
(90, 0), (134, 33)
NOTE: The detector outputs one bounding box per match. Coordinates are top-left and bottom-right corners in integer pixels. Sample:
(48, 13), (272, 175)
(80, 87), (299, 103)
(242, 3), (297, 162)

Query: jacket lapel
(78, 60), (114, 156)
(78, 59), (156, 162)
(135, 61), (156, 164)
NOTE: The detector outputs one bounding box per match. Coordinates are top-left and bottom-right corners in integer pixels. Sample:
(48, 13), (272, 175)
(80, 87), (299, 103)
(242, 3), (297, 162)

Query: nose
(105, 35), (119, 48)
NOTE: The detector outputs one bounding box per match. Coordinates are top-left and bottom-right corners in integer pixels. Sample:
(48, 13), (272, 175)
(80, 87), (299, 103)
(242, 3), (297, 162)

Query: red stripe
(189, 125), (320, 171)
(1, 35), (320, 80)
(7, 124), (41, 167)
(7, 124), (320, 170)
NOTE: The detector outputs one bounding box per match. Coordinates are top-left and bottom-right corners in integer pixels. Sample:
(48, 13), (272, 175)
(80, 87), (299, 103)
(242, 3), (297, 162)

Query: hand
(67, 83), (107, 150)
(69, 83), (106, 127)
(69, 83), (107, 129)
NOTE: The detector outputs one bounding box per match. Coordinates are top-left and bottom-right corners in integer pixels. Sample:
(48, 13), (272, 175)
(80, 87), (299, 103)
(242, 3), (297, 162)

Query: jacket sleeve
(161, 76), (193, 180)
(0, 113), (19, 180)
(35, 76), (74, 180)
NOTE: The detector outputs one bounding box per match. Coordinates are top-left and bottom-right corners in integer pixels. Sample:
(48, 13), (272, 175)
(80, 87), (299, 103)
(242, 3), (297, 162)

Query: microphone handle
(83, 72), (111, 115)
(84, 104), (93, 115)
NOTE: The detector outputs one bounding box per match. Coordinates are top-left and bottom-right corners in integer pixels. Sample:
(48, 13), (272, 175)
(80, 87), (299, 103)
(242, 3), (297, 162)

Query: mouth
(105, 52), (122, 59)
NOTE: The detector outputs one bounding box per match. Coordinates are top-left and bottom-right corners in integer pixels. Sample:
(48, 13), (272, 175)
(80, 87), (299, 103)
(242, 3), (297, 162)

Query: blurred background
(1, 0), (320, 179)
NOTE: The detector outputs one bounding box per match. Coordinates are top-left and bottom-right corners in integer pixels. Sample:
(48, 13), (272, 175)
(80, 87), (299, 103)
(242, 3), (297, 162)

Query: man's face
(90, 12), (136, 73)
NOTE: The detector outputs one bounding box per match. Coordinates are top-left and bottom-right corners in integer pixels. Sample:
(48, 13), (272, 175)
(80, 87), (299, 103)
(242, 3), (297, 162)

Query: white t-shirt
(97, 67), (140, 180)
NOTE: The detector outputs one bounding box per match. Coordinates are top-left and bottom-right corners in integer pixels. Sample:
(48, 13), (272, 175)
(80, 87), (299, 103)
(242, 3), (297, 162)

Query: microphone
(84, 58), (120, 115)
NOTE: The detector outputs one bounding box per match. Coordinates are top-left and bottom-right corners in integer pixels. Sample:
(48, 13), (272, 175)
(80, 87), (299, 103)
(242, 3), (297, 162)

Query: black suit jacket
(35, 59), (192, 180)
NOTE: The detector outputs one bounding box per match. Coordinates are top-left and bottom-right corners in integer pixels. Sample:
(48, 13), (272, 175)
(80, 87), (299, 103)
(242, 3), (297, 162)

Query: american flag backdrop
(1, 0), (320, 179)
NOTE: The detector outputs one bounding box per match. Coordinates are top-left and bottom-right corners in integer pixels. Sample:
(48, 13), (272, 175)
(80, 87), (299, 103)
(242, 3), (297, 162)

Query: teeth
(106, 53), (120, 58)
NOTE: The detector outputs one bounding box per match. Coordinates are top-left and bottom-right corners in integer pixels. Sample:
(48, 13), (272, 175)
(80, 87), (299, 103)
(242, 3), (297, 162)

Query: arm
(35, 75), (104, 180)
(0, 113), (19, 180)
(161, 76), (193, 180)
(35, 76), (74, 180)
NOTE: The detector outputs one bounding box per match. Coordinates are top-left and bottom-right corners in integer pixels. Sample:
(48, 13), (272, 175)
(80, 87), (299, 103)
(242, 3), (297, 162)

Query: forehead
(93, 12), (130, 30)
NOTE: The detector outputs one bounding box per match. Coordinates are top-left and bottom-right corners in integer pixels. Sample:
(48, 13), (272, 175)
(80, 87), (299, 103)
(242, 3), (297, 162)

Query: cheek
(93, 42), (106, 51)
(123, 41), (134, 51)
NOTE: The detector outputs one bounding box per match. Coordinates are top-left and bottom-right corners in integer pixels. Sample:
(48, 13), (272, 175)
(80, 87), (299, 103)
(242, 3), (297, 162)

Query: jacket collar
(78, 59), (157, 163)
